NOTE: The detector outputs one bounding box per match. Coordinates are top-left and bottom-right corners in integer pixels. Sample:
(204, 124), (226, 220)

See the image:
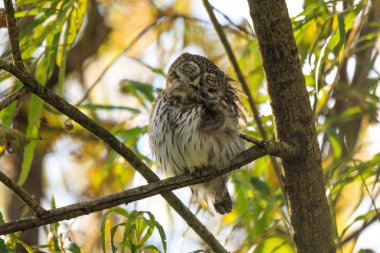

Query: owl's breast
(149, 95), (245, 176)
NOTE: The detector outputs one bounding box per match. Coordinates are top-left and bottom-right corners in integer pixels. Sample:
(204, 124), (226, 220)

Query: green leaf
(101, 210), (113, 253)
(143, 245), (160, 252)
(19, 95), (44, 185)
(129, 57), (166, 77)
(250, 177), (271, 196)
(336, 13), (346, 63)
(0, 210), (4, 224)
(114, 126), (147, 146)
(10, 235), (34, 253)
(139, 213), (155, 245)
(101, 207), (131, 252)
(326, 128), (342, 160)
(121, 210), (142, 253)
(67, 243), (81, 253)
(111, 223), (126, 252)
(110, 207), (130, 218)
(120, 79), (156, 102)
(357, 249), (375, 253)
(79, 104), (140, 114)
(341, 210), (375, 238)
(19, 8), (55, 38)
(18, 0), (54, 4)
(152, 216), (167, 253)
(58, 10), (72, 96)
(0, 237), (7, 253)
(67, 0), (86, 45)
(57, 0), (87, 96)
(0, 93), (18, 127)
(16, 7), (54, 18)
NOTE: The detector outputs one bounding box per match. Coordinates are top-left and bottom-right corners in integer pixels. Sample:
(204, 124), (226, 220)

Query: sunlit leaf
(9, 235), (34, 253)
(250, 177), (271, 196)
(19, 96), (43, 185)
(78, 104), (140, 113)
(0, 210), (4, 224)
(0, 237), (6, 253)
(341, 210), (375, 239)
(120, 79), (156, 102)
(57, 11), (71, 96)
(67, 243), (81, 253)
(101, 210), (112, 253)
(336, 13), (346, 63)
(326, 128), (342, 160)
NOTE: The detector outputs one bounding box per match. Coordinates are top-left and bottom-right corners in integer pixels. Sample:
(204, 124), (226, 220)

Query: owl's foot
(213, 192), (233, 214)
(189, 167), (209, 177)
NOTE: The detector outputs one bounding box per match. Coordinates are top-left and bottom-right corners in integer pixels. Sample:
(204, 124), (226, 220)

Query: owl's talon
(190, 167), (209, 177)
(259, 140), (270, 148)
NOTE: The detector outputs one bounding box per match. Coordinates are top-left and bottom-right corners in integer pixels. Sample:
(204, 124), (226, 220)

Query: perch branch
(0, 145), (267, 235)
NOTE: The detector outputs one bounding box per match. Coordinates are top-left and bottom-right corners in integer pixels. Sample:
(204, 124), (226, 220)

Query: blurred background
(0, 0), (379, 252)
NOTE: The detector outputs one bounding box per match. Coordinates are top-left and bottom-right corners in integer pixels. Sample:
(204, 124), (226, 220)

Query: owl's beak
(193, 76), (201, 87)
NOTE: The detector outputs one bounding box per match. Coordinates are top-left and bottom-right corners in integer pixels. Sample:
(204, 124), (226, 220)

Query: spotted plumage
(149, 53), (245, 214)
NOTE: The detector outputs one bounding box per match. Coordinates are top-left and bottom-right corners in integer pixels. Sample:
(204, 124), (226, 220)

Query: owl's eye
(202, 73), (216, 87)
(177, 62), (200, 79)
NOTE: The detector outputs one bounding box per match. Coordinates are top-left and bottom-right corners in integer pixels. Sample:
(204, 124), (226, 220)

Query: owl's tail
(213, 190), (233, 214)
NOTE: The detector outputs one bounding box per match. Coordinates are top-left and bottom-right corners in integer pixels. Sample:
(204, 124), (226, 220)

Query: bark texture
(247, 0), (335, 252)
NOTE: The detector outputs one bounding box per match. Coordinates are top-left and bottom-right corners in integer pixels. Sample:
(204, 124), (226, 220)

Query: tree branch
(0, 145), (267, 235)
(0, 60), (229, 253)
(0, 168), (46, 216)
(0, 2), (229, 250)
(3, 0), (24, 70)
(0, 87), (28, 111)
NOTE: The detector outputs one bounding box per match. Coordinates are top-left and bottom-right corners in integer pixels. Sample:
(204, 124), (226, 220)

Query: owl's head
(166, 53), (229, 101)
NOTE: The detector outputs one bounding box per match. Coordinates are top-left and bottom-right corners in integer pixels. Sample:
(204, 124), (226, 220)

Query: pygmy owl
(149, 53), (245, 214)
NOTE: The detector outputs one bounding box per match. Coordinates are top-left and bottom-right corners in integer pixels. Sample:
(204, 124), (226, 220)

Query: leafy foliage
(101, 208), (166, 253)
(0, 0), (379, 252)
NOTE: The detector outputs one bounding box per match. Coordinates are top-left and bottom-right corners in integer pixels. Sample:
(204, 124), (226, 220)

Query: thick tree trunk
(247, 0), (335, 252)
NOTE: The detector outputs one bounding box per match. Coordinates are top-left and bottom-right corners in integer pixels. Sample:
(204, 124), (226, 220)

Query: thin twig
(0, 87), (28, 111)
(3, 0), (24, 70)
(0, 168), (46, 216)
(353, 158), (380, 222)
(240, 133), (262, 145)
(341, 209), (380, 245)
(212, 6), (255, 37)
(344, 139), (380, 223)
(0, 145), (268, 235)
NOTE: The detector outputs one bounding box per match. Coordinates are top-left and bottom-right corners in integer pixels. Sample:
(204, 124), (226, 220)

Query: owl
(148, 53), (245, 214)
